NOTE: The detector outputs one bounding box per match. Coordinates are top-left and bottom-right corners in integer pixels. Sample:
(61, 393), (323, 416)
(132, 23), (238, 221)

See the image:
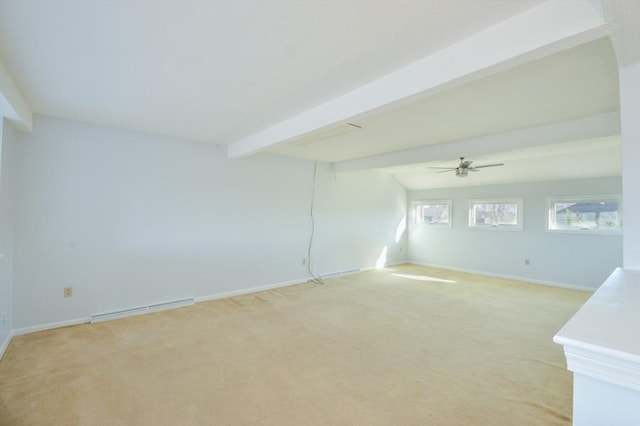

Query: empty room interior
(1, 1), (639, 425)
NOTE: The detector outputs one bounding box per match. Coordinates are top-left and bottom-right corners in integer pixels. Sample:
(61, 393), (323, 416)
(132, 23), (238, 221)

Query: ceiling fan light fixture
(429, 156), (503, 177)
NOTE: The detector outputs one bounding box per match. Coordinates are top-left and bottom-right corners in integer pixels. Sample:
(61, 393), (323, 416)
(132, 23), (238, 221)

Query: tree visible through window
(548, 197), (621, 232)
(469, 199), (522, 230)
(414, 200), (451, 226)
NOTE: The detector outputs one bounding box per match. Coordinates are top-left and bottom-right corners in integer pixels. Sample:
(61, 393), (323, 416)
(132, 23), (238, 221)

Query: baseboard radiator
(90, 297), (195, 324)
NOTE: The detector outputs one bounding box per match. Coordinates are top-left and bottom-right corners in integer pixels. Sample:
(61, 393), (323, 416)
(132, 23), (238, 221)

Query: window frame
(467, 198), (523, 231)
(413, 200), (452, 227)
(546, 194), (622, 235)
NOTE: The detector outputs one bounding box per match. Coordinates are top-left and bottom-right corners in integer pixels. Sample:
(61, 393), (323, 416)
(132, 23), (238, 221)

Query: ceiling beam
(227, 0), (607, 160)
(333, 111), (621, 172)
(601, 0), (640, 66)
(0, 58), (32, 132)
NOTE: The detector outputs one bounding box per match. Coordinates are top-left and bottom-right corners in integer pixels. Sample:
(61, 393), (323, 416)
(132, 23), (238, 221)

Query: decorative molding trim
(406, 260), (595, 292)
(554, 268), (640, 392)
(559, 341), (640, 391)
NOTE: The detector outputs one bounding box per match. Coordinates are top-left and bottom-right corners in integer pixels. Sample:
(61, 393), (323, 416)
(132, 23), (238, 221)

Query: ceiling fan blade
(429, 158), (503, 175)
(471, 163), (504, 169)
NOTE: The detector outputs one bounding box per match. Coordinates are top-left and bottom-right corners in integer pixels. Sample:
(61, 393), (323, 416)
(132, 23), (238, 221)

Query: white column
(620, 62), (640, 269)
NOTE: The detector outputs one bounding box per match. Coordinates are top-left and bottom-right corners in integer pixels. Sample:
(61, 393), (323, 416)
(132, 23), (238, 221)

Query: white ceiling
(0, 0), (634, 190)
(269, 38), (620, 163)
(381, 136), (622, 190)
(0, 0), (544, 144)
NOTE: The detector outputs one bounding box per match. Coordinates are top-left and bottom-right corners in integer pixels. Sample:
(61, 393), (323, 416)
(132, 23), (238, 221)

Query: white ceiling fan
(428, 157), (504, 177)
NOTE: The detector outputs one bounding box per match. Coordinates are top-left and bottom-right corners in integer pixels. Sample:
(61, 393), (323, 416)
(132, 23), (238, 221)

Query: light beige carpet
(0, 264), (590, 426)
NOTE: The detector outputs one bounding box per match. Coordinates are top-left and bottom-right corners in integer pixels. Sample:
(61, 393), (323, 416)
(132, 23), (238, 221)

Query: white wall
(0, 118), (17, 351)
(13, 116), (407, 329)
(408, 177), (622, 290)
(312, 162), (407, 274)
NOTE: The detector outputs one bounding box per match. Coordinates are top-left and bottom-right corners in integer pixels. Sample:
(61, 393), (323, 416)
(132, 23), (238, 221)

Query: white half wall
(13, 116), (407, 329)
(0, 119), (17, 352)
(408, 177), (622, 290)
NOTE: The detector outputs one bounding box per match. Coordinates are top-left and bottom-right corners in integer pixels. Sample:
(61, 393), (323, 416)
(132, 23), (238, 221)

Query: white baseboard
(351, 261), (405, 275)
(12, 317), (90, 336)
(196, 267), (370, 303)
(318, 262), (405, 279)
(7, 275), (336, 342)
(194, 277), (310, 303)
(0, 331), (14, 360)
(1, 262), (407, 356)
(319, 268), (360, 279)
(407, 260), (595, 292)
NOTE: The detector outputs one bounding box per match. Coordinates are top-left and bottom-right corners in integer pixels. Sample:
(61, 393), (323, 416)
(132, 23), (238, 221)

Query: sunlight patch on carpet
(392, 273), (457, 283)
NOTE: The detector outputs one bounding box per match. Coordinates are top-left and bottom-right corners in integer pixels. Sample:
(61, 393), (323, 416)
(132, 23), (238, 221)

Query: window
(414, 200), (451, 226)
(468, 198), (523, 230)
(547, 195), (622, 233)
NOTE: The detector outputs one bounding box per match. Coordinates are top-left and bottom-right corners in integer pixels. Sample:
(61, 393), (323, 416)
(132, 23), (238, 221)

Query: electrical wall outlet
(525, 259), (531, 266)
(64, 287), (73, 297)
(302, 258), (308, 266)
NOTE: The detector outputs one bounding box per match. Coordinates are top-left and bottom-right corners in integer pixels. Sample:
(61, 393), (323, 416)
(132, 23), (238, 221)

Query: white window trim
(468, 198), (523, 231)
(413, 200), (452, 227)
(546, 194), (622, 235)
